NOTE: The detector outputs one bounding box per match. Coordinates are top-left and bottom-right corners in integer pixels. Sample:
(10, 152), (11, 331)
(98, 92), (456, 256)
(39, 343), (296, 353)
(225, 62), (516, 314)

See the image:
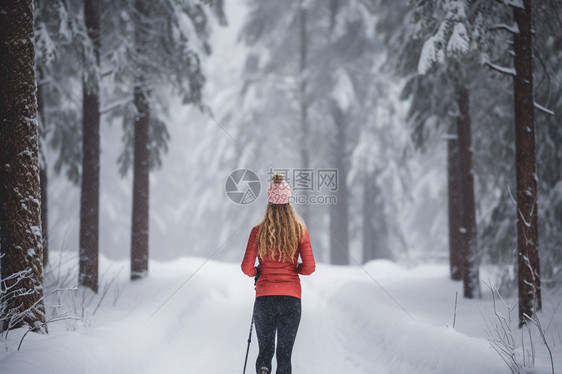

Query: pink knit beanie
(267, 173), (291, 204)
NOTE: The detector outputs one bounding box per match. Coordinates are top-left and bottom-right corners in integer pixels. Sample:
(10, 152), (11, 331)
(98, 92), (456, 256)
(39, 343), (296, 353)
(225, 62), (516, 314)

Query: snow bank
(332, 281), (506, 374)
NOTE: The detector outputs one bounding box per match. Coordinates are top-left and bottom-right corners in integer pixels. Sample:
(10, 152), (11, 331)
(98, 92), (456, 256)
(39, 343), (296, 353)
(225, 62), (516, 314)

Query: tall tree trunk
(363, 170), (391, 262)
(298, 0), (310, 224)
(37, 67), (49, 268)
(513, 0), (541, 326)
(454, 79), (480, 299)
(329, 101), (349, 265)
(447, 123), (462, 280)
(0, 0), (47, 332)
(363, 170), (376, 263)
(79, 0), (100, 292)
(130, 0), (150, 280)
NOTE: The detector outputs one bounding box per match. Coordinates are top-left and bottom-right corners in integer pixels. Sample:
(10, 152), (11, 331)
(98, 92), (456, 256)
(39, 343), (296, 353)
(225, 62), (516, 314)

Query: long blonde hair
(257, 201), (305, 263)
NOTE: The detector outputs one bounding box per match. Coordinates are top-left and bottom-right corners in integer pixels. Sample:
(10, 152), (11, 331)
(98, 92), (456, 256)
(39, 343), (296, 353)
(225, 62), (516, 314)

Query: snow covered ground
(1, 254), (560, 374)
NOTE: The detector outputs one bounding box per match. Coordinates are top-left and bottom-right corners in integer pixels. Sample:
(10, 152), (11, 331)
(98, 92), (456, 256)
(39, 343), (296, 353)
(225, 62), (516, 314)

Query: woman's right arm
(297, 229), (315, 275)
(241, 226), (259, 277)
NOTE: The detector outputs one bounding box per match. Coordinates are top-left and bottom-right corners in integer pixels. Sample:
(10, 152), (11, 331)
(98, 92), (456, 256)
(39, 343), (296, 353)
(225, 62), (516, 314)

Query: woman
(241, 173), (316, 374)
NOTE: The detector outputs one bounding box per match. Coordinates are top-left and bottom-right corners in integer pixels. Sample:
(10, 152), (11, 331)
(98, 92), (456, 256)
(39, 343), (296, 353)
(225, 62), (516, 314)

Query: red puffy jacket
(241, 225), (315, 299)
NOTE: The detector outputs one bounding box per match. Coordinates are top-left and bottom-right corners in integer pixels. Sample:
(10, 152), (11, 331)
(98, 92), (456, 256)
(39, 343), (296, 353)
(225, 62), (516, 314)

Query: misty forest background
(0, 0), (561, 334)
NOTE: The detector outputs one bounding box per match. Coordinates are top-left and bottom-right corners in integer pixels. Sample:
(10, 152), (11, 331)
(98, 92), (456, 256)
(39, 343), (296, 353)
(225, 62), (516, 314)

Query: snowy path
(2, 256), (560, 374)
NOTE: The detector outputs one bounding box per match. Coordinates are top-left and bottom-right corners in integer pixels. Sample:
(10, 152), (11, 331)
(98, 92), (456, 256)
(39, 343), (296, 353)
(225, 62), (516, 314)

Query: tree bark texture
(454, 81), (480, 299)
(37, 67), (49, 268)
(79, 0), (101, 292)
(0, 0), (47, 332)
(130, 0), (150, 280)
(513, 0), (541, 326)
(447, 125), (463, 281)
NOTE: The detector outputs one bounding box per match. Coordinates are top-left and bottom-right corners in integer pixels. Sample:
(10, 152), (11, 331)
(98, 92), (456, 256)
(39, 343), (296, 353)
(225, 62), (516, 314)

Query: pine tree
(130, 0), (151, 279)
(400, 71), (471, 282)
(35, 0), (83, 184)
(0, 0), (47, 332)
(102, 0), (221, 280)
(512, 0), (541, 326)
(446, 123), (462, 280)
(79, 0), (101, 291)
(408, 0), (481, 297)
(34, 0), (85, 270)
(410, 0), (561, 308)
(481, 0), (552, 325)
(453, 69), (479, 298)
(34, 0), (73, 268)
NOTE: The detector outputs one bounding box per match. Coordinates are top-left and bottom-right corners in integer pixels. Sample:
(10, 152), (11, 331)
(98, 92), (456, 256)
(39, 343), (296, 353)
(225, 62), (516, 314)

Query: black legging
(253, 295), (302, 374)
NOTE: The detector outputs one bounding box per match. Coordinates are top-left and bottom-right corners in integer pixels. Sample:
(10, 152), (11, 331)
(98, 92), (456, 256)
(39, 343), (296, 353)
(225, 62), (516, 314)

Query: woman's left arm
(241, 226), (259, 277)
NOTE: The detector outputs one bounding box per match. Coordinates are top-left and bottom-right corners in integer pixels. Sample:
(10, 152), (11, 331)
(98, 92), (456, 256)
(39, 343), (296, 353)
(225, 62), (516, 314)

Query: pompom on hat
(266, 173), (291, 204)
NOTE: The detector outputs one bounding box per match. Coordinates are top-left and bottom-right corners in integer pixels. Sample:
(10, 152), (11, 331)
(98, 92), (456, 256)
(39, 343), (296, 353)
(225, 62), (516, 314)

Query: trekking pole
(243, 266), (260, 374)
(243, 316), (254, 374)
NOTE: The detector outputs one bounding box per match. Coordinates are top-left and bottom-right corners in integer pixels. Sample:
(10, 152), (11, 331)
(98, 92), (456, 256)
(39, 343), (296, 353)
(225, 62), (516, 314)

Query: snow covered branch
(0, 268), (46, 336)
(484, 61), (516, 77)
(534, 102), (555, 116)
(100, 69), (114, 78)
(494, 0), (525, 9)
(489, 23), (519, 34)
(36, 77), (52, 87)
(418, 35), (445, 75)
(100, 98), (133, 115)
(417, 1), (470, 75)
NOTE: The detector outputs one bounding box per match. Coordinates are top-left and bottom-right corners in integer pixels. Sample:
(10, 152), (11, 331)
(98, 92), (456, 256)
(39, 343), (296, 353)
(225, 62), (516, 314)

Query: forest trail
(2, 256), (559, 374)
